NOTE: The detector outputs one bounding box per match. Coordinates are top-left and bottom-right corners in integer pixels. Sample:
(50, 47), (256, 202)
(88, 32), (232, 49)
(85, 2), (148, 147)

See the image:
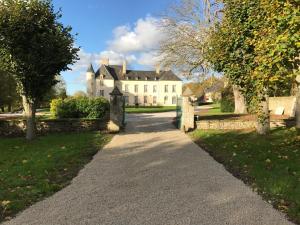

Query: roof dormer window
(145, 77), (148, 81)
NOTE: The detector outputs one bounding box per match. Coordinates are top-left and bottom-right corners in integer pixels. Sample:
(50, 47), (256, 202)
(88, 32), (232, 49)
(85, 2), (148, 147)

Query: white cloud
(137, 51), (162, 67)
(71, 16), (165, 74)
(70, 49), (101, 71)
(99, 50), (136, 65)
(107, 16), (165, 55)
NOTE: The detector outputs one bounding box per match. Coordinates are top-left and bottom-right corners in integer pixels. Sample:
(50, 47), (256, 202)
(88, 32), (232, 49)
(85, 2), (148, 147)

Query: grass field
(190, 128), (300, 224)
(196, 103), (233, 116)
(0, 132), (112, 221)
(125, 106), (176, 113)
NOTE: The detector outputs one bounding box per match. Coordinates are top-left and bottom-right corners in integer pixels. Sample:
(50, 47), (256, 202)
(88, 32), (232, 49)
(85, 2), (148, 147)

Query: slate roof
(86, 64), (95, 73)
(109, 86), (123, 96)
(94, 65), (181, 81)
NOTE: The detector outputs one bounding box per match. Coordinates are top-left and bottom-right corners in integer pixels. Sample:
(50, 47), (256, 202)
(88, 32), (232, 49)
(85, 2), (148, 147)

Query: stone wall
(0, 117), (109, 137)
(196, 119), (295, 130)
(196, 120), (255, 130)
(269, 96), (296, 117)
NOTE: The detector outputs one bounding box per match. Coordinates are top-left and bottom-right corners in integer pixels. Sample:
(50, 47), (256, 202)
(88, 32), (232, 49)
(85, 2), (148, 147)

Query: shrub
(220, 86), (234, 112)
(50, 98), (63, 118)
(50, 97), (109, 119)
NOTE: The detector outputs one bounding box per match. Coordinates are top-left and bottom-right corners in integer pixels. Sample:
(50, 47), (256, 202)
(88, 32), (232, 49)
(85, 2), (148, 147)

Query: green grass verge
(190, 128), (300, 224)
(125, 106), (176, 113)
(0, 132), (112, 221)
(205, 103), (232, 116)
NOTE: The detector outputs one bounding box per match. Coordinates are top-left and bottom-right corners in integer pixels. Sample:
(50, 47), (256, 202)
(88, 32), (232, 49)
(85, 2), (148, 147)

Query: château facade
(86, 59), (182, 106)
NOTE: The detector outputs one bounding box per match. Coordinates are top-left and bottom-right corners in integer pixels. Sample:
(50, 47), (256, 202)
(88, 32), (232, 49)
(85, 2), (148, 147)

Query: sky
(52, 0), (177, 95)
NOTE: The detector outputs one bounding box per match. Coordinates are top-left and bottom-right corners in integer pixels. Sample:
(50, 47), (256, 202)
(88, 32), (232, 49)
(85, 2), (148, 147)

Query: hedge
(50, 97), (109, 119)
(220, 86), (235, 113)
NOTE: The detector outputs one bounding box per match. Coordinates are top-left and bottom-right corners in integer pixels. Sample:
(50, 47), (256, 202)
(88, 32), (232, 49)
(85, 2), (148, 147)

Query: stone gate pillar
(181, 96), (195, 132)
(108, 86), (125, 132)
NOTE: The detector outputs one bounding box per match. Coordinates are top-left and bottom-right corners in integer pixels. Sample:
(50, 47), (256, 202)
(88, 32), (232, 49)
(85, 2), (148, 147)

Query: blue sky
(52, 0), (176, 94)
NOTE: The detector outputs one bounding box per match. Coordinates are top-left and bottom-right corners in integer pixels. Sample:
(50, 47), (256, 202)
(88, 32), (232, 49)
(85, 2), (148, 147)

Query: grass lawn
(0, 132), (112, 221)
(190, 128), (300, 224)
(125, 106), (176, 113)
(197, 103), (233, 116)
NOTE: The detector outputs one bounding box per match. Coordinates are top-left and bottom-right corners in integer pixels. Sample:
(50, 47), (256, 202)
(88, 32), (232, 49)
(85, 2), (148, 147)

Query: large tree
(207, 0), (299, 134)
(41, 75), (68, 107)
(159, 0), (222, 76)
(159, 0), (248, 113)
(0, 0), (79, 140)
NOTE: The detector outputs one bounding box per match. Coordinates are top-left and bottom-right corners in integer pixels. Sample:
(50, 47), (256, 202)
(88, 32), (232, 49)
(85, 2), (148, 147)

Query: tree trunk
(296, 85), (300, 130)
(8, 104), (12, 113)
(22, 96), (36, 140)
(256, 94), (270, 135)
(233, 85), (247, 114)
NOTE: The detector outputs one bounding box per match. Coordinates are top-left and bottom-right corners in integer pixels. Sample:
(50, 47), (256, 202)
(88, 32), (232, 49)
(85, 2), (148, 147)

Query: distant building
(86, 59), (182, 106)
(203, 81), (224, 103)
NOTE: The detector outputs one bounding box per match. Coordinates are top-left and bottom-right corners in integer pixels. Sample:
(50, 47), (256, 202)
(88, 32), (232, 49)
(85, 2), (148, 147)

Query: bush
(50, 98), (63, 118)
(220, 86), (234, 112)
(50, 97), (109, 119)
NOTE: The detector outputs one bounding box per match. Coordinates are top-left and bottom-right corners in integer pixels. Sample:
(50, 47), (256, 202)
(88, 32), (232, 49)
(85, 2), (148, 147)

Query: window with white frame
(134, 85), (138, 93)
(164, 85), (168, 93)
(172, 85), (176, 93)
(144, 96), (147, 104)
(164, 96), (168, 104)
(125, 84), (129, 93)
(153, 96), (157, 104)
(100, 90), (104, 97)
(134, 96), (138, 104)
(144, 85), (148, 93)
(172, 96), (177, 104)
(153, 85), (157, 93)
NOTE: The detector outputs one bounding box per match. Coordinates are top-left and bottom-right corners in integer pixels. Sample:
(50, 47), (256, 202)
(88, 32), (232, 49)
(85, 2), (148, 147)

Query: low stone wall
(196, 119), (295, 130)
(196, 120), (255, 130)
(269, 96), (296, 117)
(0, 117), (109, 137)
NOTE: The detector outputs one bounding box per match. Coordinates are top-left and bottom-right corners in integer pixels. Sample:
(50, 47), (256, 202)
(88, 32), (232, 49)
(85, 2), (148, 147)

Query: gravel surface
(3, 112), (294, 225)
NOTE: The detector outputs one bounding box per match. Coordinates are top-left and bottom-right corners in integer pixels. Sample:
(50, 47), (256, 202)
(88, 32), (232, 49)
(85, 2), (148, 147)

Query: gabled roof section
(95, 65), (115, 80)
(109, 86), (123, 96)
(94, 65), (182, 81)
(86, 63), (95, 73)
(159, 71), (182, 81)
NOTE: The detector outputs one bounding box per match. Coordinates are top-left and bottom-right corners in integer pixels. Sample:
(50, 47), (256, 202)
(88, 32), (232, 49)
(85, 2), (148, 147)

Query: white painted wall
(88, 72), (183, 106)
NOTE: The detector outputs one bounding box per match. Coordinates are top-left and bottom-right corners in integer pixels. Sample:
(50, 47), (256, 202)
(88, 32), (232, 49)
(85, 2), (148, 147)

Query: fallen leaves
(1, 200), (10, 207)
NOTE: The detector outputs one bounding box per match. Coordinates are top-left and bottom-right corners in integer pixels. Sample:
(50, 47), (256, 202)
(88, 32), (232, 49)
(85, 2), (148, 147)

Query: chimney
(156, 64), (160, 74)
(122, 60), (127, 75)
(100, 58), (109, 66)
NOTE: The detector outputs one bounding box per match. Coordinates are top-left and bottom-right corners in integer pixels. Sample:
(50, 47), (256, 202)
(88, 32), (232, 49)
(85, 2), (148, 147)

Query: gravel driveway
(3, 112), (294, 225)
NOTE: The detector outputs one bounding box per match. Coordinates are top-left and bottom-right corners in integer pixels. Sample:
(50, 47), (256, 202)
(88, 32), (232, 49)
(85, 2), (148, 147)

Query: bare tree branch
(159, 0), (222, 78)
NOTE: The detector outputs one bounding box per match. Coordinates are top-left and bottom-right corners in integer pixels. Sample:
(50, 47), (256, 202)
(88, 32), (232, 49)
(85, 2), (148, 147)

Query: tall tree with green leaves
(0, 0), (79, 140)
(207, 0), (299, 134)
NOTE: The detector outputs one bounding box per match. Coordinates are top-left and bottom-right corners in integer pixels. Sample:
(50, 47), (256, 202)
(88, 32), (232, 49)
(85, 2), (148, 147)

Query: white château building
(86, 59), (182, 106)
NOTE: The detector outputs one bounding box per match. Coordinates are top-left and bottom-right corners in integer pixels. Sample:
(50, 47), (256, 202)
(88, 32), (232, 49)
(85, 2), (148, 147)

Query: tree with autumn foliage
(207, 0), (299, 134)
